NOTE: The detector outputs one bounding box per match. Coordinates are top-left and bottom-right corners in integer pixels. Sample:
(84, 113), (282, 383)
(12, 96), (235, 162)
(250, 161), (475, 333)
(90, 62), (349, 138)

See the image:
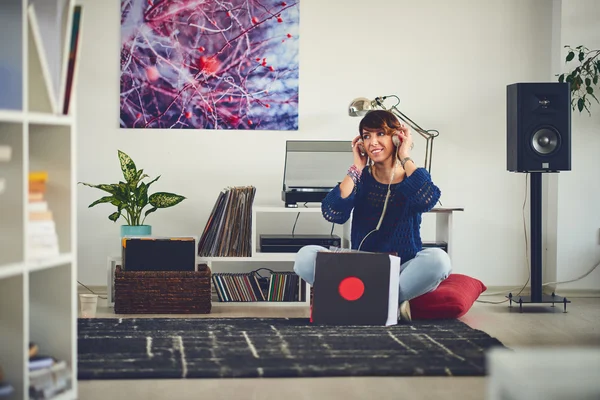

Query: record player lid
(282, 140), (353, 191)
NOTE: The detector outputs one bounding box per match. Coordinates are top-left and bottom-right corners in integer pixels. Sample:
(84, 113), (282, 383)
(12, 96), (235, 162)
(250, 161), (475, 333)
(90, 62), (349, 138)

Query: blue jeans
(293, 245), (452, 302)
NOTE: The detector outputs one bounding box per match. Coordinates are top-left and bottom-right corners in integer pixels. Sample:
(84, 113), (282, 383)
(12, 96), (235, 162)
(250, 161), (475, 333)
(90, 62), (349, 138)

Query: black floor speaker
(505, 82), (571, 312)
(506, 82), (571, 173)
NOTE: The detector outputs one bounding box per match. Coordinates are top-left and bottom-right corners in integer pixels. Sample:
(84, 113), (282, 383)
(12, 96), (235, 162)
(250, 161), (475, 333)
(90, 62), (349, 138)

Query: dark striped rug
(77, 317), (505, 379)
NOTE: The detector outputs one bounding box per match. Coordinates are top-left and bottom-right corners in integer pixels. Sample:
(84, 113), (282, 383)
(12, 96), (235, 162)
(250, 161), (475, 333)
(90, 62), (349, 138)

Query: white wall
(76, 0), (560, 287)
(552, 0), (600, 292)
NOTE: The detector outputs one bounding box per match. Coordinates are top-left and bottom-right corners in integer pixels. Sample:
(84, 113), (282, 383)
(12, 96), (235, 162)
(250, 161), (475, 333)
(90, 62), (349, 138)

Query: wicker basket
(114, 264), (212, 314)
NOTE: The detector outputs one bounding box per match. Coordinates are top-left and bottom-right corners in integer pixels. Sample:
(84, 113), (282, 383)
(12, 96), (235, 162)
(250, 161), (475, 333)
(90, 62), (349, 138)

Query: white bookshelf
(0, 0), (79, 398)
(107, 205), (463, 309)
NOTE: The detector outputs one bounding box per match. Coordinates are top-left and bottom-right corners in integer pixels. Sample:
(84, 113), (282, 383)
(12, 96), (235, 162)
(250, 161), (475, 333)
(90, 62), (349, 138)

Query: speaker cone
(531, 127), (559, 155)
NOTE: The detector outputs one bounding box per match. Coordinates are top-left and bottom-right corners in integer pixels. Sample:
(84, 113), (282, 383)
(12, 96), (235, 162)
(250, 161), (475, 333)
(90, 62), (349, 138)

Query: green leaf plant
(558, 45), (600, 115)
(79, 150), (186, 226)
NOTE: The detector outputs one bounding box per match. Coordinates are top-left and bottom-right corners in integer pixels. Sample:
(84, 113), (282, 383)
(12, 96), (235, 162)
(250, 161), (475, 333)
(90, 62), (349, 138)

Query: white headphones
(357, 135), (401, 251)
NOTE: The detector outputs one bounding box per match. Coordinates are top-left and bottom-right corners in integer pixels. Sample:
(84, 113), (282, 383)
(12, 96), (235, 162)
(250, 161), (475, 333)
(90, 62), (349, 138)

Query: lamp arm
(380, 103), (436, 173)
(387, 105), (432, 140)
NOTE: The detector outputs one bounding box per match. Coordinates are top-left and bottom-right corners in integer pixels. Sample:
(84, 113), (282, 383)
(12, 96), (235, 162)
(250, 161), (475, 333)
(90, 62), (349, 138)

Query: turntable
(281, 140), (353, 207)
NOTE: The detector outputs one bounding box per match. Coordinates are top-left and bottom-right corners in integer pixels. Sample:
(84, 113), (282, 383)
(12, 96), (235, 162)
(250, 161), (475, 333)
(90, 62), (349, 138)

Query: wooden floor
(78, 295), (600, 400)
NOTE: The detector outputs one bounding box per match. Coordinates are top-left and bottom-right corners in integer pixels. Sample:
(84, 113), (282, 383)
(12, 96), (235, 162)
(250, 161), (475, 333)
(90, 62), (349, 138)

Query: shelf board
(27, 112), (73, 126)
(27, 252), (73, 272)
(255, 206), (322, 213)
(254, 205), (465, 214)
(199, 253), (296, 262)
(214, 301), (307, 307)
(45, 388), (76, 400)
(430, 207), (465, 213)
(0, 262), (25, 279)
(0, 110), (25, 123)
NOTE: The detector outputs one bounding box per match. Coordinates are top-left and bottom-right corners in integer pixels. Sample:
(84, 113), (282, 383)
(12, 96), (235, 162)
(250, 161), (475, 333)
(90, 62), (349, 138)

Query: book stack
(28, 172), (60, 260)
(0, 145), (11, 196)
(28, 343), (71, 399)
(198, 186), (256, 257)
(212, 271), (306, 302)
(0, 364), (14, 398)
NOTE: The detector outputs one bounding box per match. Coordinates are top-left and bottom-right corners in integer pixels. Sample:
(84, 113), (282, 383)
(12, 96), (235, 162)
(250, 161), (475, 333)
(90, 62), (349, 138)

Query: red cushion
(410, 273), (486, 319)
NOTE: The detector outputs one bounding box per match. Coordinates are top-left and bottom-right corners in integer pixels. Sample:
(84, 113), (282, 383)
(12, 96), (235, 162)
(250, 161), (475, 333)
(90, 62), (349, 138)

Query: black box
(311, 251), (400, 326)
(121, 236), (196, 271)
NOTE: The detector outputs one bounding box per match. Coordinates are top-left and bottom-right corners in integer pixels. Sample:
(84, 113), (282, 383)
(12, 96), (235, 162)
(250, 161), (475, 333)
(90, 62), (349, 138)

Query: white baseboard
(82, 284), (600, 298)
(77, 285), (107, 295)
(482, 286), (600, 298)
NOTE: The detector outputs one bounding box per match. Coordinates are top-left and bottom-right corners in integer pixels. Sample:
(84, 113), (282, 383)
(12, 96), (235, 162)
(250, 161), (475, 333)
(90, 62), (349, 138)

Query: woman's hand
(351, 135), (368, 169)
(396, 123), (413, 160)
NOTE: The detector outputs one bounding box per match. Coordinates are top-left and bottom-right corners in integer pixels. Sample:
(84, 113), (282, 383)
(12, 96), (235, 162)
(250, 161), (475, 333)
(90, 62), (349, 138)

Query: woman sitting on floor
(293, 110), (452, 322)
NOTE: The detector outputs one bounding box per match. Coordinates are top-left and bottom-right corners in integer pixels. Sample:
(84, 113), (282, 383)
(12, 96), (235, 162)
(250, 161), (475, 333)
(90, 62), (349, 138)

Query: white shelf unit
(108, 205), (463, 308)
(201, 205), (462, 305)
(0, 0), (79, 399)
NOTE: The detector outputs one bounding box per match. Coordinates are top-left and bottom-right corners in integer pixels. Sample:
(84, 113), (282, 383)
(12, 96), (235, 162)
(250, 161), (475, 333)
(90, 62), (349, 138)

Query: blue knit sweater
(321, 166), (441, 263)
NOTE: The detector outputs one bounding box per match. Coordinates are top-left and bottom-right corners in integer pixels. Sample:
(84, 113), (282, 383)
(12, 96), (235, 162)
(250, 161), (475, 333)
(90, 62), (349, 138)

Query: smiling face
(360, 128), (396, 163)
(358, 110), (402, 164)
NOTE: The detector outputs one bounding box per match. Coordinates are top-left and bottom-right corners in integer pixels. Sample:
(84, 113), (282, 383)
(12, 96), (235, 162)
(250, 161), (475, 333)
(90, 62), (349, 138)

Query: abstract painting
(120, 0), (299, 130)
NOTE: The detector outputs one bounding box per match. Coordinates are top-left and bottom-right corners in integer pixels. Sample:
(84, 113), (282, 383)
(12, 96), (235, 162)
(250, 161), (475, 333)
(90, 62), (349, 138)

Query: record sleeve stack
(198, 186), (256, 257)
(212, 271), (306, 302)
(28, 342), (72, 399)
(28, 172), (60, 260)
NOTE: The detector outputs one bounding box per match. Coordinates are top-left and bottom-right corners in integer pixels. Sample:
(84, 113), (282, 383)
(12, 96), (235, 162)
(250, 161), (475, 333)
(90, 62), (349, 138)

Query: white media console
(106, 205), (464, 307)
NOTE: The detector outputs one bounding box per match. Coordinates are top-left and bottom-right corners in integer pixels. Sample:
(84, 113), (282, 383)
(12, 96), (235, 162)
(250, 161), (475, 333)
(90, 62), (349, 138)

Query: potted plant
(79, 150), (186, 237)
(558, 45), (599, 115)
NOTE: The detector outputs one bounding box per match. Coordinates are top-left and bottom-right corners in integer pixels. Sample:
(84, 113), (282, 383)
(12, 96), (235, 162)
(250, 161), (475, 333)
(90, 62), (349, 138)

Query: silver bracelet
(400, 157), (413, 168)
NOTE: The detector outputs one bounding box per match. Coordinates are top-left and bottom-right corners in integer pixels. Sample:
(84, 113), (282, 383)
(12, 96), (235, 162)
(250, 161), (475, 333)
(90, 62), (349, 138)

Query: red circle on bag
(338, 277), (365, 301)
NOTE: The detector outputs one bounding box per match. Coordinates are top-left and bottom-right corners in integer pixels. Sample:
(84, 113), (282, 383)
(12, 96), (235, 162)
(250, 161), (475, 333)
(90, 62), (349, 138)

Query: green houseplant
(558, 45), (600, 115)
(79, 150), (186, 236)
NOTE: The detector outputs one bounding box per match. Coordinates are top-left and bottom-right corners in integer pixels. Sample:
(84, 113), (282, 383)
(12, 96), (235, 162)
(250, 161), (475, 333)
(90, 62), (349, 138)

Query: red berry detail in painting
(198, 46), (205, 52)
(226, 11), (231, 17)
(269, 66), (274, 71)
(248, 119), (253, 125)
(265, 104), (270, 108)
(185, 111), (192, 118)
(252, 16), (259, 24)
(281, 2), (287, 6)
(277, 17), (283, 23)
(338, 277), (365, 301)
(136, 113), (141, 118)
(197, 56), (219, 74)
(287, 33), (292, 38)
(146, 66), (160, 82)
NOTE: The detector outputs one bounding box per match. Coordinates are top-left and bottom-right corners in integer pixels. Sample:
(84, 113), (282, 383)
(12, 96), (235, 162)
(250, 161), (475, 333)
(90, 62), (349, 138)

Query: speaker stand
(506, 172), (570, 313)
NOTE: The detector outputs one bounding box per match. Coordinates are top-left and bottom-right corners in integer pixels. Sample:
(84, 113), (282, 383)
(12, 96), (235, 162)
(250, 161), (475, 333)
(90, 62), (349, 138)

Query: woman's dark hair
(358, 110), (401, 138)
